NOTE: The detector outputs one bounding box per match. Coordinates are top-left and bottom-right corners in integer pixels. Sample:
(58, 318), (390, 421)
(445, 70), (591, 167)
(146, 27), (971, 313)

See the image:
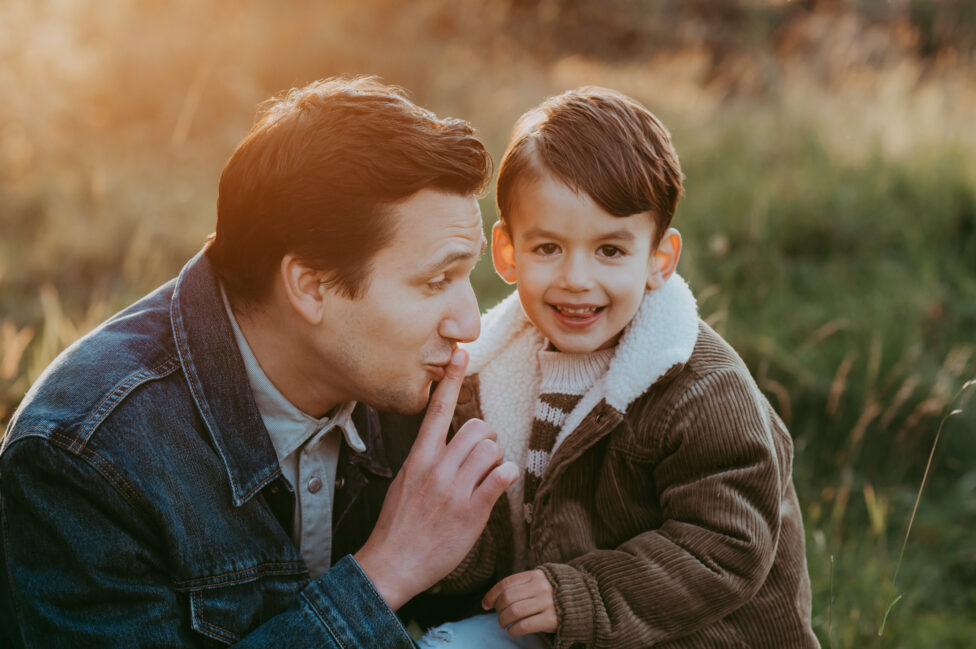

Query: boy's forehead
(505, 172), (657, 239)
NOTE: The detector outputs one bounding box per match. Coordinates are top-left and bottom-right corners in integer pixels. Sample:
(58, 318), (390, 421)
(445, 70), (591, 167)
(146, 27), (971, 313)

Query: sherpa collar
(464, 273), (700, 413)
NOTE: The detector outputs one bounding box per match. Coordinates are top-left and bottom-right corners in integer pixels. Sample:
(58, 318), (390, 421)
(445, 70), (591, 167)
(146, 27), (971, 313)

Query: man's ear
(491, 222), (518, 285)
(647, 228), (682, 290)
(279, 254), (328, 325)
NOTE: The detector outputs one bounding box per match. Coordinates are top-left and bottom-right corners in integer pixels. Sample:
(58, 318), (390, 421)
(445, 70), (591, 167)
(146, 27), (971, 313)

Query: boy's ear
(491, 222), (518, 285)
(280, 253), (329, 325)
(647, 228), (682, 290)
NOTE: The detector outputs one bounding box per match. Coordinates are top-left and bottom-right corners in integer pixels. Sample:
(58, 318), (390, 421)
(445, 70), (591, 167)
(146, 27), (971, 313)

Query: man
(0, 77), (518, 647)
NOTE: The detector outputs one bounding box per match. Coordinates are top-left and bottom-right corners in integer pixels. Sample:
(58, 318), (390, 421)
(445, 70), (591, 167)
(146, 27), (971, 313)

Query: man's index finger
(415, 348), (468, 453)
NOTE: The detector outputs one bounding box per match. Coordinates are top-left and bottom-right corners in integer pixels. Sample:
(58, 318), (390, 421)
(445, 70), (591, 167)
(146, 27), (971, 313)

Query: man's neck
(230, 301), (342, 419)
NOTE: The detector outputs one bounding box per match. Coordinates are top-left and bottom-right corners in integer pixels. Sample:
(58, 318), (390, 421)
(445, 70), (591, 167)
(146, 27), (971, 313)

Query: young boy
(419, 88), (818, 649)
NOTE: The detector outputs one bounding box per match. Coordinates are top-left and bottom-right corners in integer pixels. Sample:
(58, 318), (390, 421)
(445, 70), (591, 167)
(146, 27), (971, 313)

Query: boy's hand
(483, 569), (557, 636)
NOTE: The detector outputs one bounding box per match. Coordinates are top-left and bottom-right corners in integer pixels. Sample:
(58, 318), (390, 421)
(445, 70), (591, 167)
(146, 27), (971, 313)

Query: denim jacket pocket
(183, 565), (309, 644)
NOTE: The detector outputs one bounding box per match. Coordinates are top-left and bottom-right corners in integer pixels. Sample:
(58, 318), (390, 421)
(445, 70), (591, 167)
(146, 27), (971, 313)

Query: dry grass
(2, 2), (975, 646)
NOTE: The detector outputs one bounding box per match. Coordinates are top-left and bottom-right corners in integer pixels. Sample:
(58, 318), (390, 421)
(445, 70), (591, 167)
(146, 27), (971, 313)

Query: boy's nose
(559, 254), (594, 292)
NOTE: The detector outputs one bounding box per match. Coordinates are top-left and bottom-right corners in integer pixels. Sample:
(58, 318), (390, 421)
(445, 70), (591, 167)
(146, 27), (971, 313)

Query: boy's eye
(598, 245), (624, 258)
(534, 243), (560, 256)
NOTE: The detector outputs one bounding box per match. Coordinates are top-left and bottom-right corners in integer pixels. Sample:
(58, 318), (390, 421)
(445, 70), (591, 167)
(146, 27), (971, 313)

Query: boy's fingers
(482, 580), (504, 611)
(414, 348), (468, 456)
(481, 567), (531, 610)
(506, 611), (557, 637)
(497, 596), (545, 629)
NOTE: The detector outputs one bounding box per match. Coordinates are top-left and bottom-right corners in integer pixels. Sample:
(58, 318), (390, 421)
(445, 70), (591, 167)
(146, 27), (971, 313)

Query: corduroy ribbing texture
(441, 324), (819, 649)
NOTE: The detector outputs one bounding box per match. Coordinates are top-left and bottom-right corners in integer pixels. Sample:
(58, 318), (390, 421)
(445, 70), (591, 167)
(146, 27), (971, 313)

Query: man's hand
(354, 348), (518, 611)
(482, 570), (557, 636)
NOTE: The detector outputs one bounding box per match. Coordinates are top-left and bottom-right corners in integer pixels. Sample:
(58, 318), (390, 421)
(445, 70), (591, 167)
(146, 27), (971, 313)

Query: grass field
(2, 2), (975, 646)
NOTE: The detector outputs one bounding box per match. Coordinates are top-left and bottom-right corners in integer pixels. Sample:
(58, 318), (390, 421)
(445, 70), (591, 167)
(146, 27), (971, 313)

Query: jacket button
(457, 385), (473, 405)
(307, 476), (322, 494)
(335, 475), (346, 490)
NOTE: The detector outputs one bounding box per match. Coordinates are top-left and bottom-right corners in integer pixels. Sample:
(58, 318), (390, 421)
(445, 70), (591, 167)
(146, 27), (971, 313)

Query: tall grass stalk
(877, 379), (976, 637)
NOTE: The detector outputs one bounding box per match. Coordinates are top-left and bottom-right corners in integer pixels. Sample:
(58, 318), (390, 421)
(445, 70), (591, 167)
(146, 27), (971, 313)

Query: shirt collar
(219, 285), (367, 462)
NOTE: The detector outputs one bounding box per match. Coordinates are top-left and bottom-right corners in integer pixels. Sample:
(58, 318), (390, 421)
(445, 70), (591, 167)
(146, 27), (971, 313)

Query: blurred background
(1, 0), (974, 645)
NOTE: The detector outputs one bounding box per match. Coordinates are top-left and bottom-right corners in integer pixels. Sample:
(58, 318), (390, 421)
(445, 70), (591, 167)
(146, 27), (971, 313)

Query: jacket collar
(169, 251), (397, 506)
(170, 250), (281, 506)
(465, 273), (700, 414)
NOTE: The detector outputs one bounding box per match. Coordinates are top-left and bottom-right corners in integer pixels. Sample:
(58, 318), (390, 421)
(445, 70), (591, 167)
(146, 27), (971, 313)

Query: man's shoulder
(3, 279), (182, 453)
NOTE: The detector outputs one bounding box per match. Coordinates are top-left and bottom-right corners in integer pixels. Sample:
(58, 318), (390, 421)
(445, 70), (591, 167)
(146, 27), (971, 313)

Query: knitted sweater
(442, 276), (819, 649)
(522, 348), (614, 533)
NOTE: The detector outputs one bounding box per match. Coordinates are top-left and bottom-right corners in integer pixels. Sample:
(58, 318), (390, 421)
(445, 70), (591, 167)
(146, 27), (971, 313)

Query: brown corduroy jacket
(440, 277), (819, 649)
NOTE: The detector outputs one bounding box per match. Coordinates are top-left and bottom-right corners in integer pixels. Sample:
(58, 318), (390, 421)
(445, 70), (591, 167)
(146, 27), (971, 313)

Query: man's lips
(424, 360), (452, 381)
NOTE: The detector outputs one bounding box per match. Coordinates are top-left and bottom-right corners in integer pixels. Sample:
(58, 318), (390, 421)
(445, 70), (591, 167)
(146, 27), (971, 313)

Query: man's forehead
(378, 190), (483, 265)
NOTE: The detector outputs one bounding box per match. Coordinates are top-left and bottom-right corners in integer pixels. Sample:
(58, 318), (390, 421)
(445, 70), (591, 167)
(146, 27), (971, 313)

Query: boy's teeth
(558, 306), (596, 315)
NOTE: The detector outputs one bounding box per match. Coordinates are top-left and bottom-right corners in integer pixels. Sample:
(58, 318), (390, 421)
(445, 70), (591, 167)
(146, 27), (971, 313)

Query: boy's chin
(546, 333), (620, 354)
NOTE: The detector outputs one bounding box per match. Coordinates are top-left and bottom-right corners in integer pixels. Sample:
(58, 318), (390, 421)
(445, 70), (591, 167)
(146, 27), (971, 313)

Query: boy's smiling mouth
(549, 303), (606, 327)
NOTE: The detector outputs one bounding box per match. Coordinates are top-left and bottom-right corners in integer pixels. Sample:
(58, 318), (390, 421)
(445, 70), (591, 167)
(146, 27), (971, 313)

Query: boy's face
(493, 172), (679, 353)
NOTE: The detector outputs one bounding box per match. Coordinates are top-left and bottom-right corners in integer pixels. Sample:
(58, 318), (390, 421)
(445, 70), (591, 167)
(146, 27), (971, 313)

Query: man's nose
(559, 252), (594, 292)
(439, 281), (481, 343)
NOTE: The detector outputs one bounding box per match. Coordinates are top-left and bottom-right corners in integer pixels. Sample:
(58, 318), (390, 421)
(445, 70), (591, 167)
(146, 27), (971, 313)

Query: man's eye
(427, 275), (450, 291)
(534, 243), (560, 256)
(599, 245), (624, 258)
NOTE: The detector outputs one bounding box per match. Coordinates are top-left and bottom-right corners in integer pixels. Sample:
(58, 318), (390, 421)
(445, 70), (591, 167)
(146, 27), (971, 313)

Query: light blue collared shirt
(221, 287), (366, 578)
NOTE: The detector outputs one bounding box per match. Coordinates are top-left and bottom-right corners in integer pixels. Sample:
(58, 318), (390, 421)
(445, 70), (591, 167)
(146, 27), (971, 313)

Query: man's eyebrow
(415, 241), (485, 278)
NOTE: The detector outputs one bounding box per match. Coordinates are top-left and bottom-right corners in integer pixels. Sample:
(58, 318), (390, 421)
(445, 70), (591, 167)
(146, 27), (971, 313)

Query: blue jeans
(417, 613), (550, 648)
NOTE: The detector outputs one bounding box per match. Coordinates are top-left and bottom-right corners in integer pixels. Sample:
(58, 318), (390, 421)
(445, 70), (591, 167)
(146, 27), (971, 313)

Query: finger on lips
(414, 348), (468, 453)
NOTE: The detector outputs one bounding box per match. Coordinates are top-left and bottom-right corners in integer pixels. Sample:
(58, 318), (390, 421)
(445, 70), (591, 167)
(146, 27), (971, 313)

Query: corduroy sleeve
(538, 367), (786, 649)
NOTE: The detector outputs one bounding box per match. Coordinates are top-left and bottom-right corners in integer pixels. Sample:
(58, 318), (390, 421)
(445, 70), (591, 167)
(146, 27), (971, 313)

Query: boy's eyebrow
(413, 236), (487, 278)
(523, 227), (637, 242)
(599, 229), (637, 242)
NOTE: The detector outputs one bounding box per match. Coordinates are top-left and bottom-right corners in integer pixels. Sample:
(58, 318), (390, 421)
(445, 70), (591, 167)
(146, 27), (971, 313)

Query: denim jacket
(0, 251), (421, 648)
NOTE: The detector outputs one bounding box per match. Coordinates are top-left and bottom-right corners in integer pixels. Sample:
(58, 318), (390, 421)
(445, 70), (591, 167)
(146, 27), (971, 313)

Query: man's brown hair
(496, 87), (683, 243)
(206, 76), (492, 305)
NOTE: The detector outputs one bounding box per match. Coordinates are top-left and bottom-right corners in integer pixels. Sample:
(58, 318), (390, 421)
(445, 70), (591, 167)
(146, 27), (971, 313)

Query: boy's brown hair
(207, 76), (491, 307)
(496, 87), (683, 244)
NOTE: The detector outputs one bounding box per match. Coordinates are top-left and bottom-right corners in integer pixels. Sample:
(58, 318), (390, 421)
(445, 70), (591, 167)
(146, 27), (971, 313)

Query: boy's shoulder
(684, 321), (754, 379)
(630, 320), (763, 407)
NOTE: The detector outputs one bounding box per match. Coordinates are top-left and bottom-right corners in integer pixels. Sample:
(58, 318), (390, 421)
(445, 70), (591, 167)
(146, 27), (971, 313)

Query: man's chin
(373, 382), (434, 416)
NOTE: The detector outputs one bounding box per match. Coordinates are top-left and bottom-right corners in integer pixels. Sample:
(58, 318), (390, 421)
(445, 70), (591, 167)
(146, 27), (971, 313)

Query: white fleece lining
(461, 274), (700, 567)
(461, 296), (544, 569)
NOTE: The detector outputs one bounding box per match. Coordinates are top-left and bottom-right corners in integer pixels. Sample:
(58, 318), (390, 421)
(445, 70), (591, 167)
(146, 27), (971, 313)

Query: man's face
(494, 172), (657, 353)
(316, 189), (484, 414)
